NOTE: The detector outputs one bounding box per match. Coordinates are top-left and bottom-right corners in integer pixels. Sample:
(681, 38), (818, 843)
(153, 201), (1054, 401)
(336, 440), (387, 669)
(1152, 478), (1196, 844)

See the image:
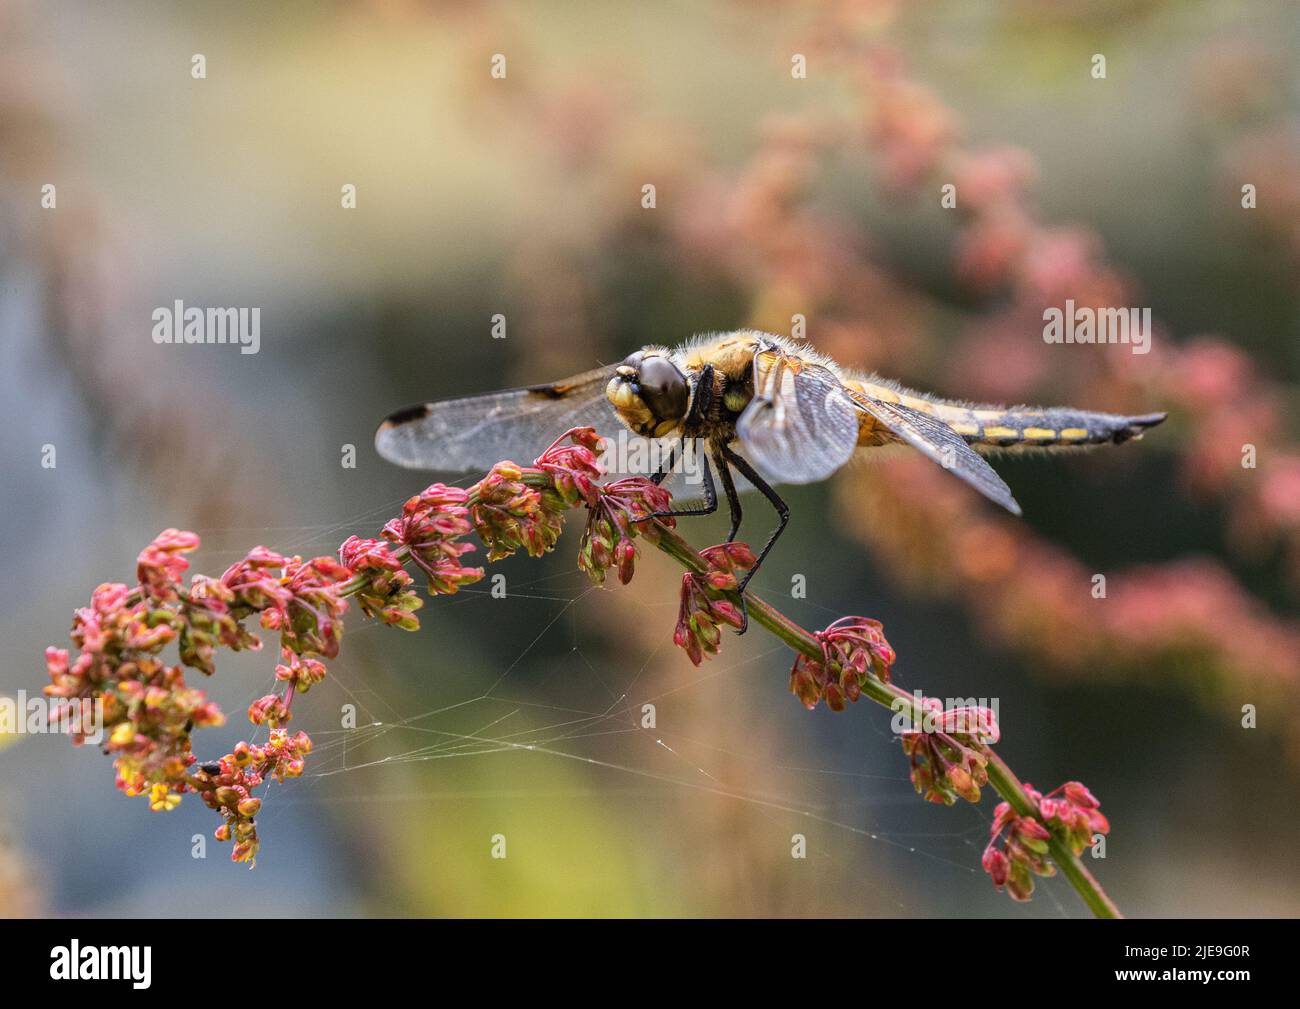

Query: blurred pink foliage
(459, 2), (1300, 758)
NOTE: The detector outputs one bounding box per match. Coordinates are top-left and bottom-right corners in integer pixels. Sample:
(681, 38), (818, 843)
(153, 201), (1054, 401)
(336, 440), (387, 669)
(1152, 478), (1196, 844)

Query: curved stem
(649, 517), (1122, 918)
(337, 472), (1121, 917)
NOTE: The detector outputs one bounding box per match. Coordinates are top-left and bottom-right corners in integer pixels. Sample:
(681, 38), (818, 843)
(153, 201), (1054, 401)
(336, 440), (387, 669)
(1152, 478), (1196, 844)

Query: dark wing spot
(382, 403), (432, 428)
(526, 384), (571, 400)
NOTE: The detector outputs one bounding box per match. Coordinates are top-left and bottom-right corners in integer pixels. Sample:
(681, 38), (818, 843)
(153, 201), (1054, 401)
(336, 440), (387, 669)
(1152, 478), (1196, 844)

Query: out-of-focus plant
(458, 1), (1300, 759)
(42, 429), (1118, 915)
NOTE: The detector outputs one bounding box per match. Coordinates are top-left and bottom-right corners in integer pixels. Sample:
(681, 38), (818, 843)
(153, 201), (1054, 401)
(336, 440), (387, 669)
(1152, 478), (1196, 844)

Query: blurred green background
(2, 0), (1298, 917)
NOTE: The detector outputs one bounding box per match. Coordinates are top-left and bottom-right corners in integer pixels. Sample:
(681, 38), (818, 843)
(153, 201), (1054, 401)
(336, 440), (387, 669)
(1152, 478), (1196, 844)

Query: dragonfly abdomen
(938, 406), (1167, 450)
(844, 378), (1165, 451)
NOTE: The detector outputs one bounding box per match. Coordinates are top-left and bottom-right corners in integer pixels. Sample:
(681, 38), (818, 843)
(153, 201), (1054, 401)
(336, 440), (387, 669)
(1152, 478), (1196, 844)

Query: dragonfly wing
(853, 395), (1022, 515)
(735, 350), (860, 483)
(375, 367), (621, 471)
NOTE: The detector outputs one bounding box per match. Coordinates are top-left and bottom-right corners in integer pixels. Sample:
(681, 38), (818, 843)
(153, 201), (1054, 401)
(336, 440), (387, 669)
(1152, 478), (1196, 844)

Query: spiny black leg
(712, 446), (751, 633)
(638, 441), (717, 520)
(722, 445), (789, 601)
(650, 442), (679, 486)
(712, 447), (743, 543)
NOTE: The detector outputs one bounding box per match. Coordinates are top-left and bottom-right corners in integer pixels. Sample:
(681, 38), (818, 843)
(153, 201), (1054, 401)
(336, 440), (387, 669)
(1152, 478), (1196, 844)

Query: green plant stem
(346, 471), (1121, 917)
(649, 517), (1122, 919)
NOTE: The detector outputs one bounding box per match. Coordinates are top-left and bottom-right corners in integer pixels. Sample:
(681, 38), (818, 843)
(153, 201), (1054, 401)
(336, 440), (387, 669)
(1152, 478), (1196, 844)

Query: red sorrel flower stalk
(38, 430), (612, 866)
(42, 478), (488, 865)
(42, 428), (1122, 916)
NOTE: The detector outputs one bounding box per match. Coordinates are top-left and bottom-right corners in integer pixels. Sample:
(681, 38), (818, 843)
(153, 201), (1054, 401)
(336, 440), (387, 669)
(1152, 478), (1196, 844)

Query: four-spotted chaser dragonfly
(377, 331), (1165, 620)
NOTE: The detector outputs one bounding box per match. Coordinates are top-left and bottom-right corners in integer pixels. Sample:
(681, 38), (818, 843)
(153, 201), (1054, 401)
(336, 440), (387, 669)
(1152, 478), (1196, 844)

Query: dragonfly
(376, 330), (1165, 624)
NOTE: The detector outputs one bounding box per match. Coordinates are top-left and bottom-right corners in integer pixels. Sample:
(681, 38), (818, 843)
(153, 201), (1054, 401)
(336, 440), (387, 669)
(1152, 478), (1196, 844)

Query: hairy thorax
(606, 333), (763, 444)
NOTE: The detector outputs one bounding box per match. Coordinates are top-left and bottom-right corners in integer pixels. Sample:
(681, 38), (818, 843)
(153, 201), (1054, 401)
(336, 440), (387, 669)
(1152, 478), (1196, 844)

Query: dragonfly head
(607, 350), (690, 437)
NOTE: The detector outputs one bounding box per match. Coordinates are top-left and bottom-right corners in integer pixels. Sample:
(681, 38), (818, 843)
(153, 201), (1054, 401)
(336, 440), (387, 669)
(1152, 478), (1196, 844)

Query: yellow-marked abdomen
(844, 378), (1167, 451)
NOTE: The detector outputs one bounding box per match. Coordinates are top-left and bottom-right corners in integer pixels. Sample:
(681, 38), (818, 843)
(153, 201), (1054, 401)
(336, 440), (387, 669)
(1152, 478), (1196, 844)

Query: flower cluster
(136, 528), (201, 601)
(192, 729), (313, 864)
(982, 781), (1109, 901)
(177, 576), (250, 676)
(463, 426), (673, 586)
(278, 556), (353, 658)
(383, 485), (484, 591)
(672, 543), (754, 665)
(217, 546), (350, 659)
(43, 539), (227, 807)
(469, 463), (566, 561)
(900, 701), (998, 805)
(982, 802), (1053, 901)
(43, 531), (364, 857)
(339, 535), (423, 630)
(789, 616), (896, 711)
(275, 649), (328, 693)
(42, 473), (504, 864)
(535, 426), (605, 506)
(1040, 781), (1110, 854)
(470, 424), (679, 579)
(579, 477), (674, 586)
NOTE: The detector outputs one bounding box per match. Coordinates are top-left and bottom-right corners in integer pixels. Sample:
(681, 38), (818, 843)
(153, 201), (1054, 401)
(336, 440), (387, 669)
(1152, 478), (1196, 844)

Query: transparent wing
(851, 394), (1022, 515)
(375, 367), (621, 471)
(735, 350), (860, 484)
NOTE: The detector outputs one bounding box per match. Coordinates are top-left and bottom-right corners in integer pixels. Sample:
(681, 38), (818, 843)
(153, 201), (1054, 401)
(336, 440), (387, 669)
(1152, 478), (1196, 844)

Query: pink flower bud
(982, 846), (1009, 886)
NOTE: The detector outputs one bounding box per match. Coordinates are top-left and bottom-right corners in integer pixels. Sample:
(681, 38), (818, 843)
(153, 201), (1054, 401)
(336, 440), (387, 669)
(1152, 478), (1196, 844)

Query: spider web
(188, 489), (1074, 917)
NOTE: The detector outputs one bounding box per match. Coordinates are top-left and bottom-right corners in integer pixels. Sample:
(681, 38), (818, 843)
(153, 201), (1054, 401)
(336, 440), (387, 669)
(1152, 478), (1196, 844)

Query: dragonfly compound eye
(636, 356), (689, 421)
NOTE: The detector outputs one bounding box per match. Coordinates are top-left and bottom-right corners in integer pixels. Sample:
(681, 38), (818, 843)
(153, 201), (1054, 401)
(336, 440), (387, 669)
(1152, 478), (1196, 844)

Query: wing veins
(375, 367), (619, 471)
(851, 393), (1022, 515)
(736, 351), (860, 484)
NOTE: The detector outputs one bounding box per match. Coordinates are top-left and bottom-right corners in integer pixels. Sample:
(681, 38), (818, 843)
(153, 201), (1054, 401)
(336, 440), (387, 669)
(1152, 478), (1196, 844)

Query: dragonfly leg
(721, 445), (790, 633)
(639, 443), (718, 520)
(650, 441), (679, 486)
(712, 446), (743, 542)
